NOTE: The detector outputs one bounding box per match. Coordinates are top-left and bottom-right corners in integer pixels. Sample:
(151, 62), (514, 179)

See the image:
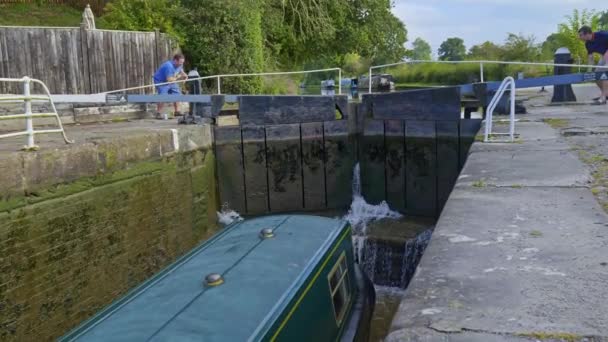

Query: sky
(392, 0), (598, 58)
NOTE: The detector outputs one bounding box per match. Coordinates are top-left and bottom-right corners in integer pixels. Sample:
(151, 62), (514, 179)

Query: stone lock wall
(0, 90), (482, 341)
(0, 126), (219, 341)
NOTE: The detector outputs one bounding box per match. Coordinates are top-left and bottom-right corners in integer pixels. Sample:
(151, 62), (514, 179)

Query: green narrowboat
(60, 215), (375, 342)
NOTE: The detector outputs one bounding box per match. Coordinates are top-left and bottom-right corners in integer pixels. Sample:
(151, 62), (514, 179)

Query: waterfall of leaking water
(343, 164), (402, 234)
(343, 163), (433, 289)
(343, 164), (402, 264)
(399, 229), (432, 288)
(359, 228), (433, 288)
(216, 203), (244, 225)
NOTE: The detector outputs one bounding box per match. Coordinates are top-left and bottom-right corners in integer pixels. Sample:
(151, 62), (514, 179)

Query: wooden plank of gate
(301, 122), (326, 211)
(242, 126), (269, 215)
(214, 126), (246, 213)
(436, 121), (460, 213)
(238, 96), (335, 125)
(405, 120), (437, 217)
(459, 119), (482, 170)
(370, 87), (461, 121)
(385, 120), (406, 212)
(266, 124), (304, 212)
(324, 120), (355, 209)
(361, 119), (386, 205)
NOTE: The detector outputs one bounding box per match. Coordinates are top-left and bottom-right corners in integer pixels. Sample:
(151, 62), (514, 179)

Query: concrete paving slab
(561, 117), (608, 131)
(0, 119), (180, 154)
(458, 149), (590, 187)
(388, 187), (608, 341)
(386, 328), (531, 342)
(388, 82), (608, 342)
(471, 121), (571, 153)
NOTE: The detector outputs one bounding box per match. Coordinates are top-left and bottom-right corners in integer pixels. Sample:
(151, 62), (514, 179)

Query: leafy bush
(101, 0), (183, 42)
(179, 0), (265, 94)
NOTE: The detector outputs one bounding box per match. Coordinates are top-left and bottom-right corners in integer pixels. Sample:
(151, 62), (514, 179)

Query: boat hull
(340, 265), (376, 342)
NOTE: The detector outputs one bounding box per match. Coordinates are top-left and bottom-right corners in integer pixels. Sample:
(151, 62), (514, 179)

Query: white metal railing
(0, 77), (73, 150)
(102, 67), (343, 96)
(368, 59), (602, 93)
(484, 76), (516, 143)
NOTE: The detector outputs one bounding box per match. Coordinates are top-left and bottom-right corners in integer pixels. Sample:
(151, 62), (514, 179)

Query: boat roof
(61, 215), (350, 342)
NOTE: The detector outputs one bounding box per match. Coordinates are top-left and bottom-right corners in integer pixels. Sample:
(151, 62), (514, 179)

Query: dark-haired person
(153, 53), (188, 118)
(578, 26), (608, 104)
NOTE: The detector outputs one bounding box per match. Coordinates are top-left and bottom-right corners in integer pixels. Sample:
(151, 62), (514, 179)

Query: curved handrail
(0, 76), (73, 150)
(484, 76), (516, 143)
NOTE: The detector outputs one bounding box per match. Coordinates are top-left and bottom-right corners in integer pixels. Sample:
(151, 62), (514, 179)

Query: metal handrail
(484, 76), (516, 143)
(368, 59), (600, 93)
(103, 67), (343, 96)
(0, 77), (73, 150)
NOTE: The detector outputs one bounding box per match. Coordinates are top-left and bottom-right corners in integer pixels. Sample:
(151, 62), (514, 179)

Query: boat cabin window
(327, 252), (351, 325)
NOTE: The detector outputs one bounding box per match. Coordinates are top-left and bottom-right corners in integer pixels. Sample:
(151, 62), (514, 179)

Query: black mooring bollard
(552, 47), (577, 103)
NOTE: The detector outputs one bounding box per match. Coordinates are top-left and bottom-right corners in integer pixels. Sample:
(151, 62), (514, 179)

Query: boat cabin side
(259, 226), (358, 341)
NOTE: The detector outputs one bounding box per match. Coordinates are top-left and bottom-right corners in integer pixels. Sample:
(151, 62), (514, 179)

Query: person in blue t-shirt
(153, 53), (188, 117)
(579, 26), (608, 104)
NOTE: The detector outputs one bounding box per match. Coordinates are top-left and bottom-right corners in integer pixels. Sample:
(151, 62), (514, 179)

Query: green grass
(394, 82), (445, 88)
(472, 180), (487, 188)
(518, 332), (582, 342)
(0, 4), (84, 27)
(542, 118), (569, 129)
(389, 62), (551, 86)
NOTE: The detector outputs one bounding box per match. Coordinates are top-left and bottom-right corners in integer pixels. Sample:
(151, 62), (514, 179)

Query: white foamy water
(216, 204), (244, 226)
(343, 163), (403, 264)
(343, 163), (402, 236)
(343, 164), (434, 288)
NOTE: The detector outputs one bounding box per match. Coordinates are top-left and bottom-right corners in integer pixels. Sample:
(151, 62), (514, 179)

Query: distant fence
(0, 0), (109, 15)
(0, 26), (179, 94)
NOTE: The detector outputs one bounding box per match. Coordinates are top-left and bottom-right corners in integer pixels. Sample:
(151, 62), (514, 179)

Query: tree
(467, 41), (503, 60)
(342, 52), (365, 76)
(409, 38), (432, 60)
(330, 0), (408, 65)
(101, 0), (182, 41)
(179, 0), (265, 93)
(556, 9), (600, 64)
(541, 33), (562, 60)
(261, 0), (407, 68)
(599, 11), (608, 30)
(502, 33), (540, 62)
(260, 0), (342, 67)
(369, 12), (408, 64)
(438, 37), (466, 61)
(99, 0), (409, 91)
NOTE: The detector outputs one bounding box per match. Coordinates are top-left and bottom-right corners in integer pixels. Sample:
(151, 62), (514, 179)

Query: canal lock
(212, 89), (482, 340)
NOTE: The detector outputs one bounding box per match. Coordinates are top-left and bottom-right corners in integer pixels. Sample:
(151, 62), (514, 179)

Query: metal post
(552, 47), (576, 103)
(217, 76), (221, 94)
(368, 67), (373, 93)
(338, 68), (342, 95)
(480, 62), (484, 83)
(509, 79), (515, 142)
(23, 77), (35, 149)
